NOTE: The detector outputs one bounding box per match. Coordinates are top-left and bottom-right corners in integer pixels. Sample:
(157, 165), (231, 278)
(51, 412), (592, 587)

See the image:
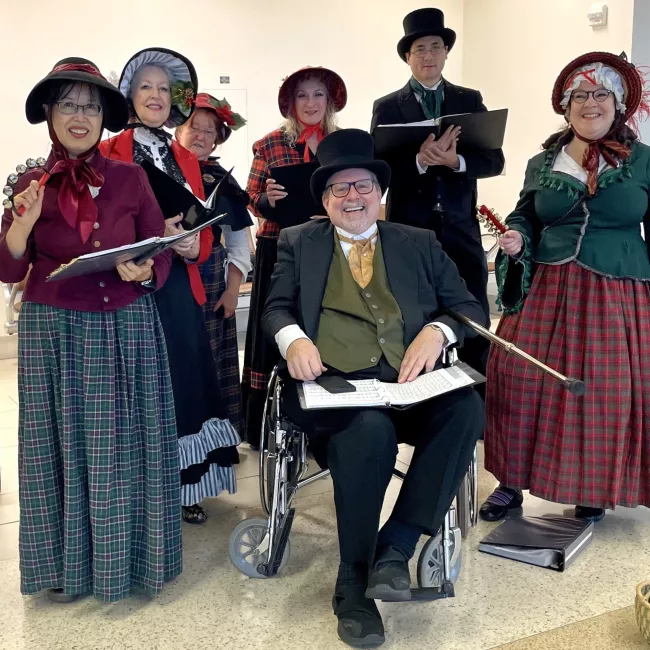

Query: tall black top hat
(310, 129), (391, 200)
(397, 8), (456, 61)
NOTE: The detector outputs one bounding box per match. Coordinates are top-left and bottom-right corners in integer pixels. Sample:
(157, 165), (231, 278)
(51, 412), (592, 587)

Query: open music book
(298, 362), (484, 410)
(46, 212), (227, 282)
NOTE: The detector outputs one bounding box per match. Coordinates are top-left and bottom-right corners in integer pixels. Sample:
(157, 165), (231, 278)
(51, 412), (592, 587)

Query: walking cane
(449, 311), (586, 397)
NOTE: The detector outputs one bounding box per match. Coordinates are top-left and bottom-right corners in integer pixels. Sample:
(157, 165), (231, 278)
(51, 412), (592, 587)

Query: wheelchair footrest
(409, 580), (455, 602)
(266, 508), (295, 577)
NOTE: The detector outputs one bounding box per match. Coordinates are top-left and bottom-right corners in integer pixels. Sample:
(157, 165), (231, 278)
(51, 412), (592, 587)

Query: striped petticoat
(485, 261), (650, 509)
(17, 297), (182, 601)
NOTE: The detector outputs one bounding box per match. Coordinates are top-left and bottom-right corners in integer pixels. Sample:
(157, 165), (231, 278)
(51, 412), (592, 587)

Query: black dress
(132, 128), (240, 506)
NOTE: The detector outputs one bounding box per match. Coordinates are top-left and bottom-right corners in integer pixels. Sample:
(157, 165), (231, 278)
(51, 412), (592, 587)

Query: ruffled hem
(178, 417), (241, 470)
(181, 464), (237, 505)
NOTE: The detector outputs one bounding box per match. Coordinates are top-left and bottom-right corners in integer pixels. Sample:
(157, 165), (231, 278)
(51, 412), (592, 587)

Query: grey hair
(129, 64), (174, 99)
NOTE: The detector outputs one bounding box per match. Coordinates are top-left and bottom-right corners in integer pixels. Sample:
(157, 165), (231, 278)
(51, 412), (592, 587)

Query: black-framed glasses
(570, 89), (612, 104)
(409, 43), (446, 58)
(56, 101), (103, 117)
(327, 179), (376, 198)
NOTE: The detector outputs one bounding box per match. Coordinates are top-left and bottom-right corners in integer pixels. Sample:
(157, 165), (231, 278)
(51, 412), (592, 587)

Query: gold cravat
(337, 231), (378, 288)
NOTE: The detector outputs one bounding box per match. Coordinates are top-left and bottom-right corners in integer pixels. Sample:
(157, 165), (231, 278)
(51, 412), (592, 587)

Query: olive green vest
(315, 233), (405, 373)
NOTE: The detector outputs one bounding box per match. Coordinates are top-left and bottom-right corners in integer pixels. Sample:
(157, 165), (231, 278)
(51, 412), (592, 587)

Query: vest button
(94, 241), (101, 248)
(378, 318), (385, 324)
(370, 356), (378, 363)
(365, 293), (371, 298)
(379, 338), (386, 344)
(93, 222), (100, 230)
(371, 305), (378, 309)
(99, 282), (105, 288)
(103, 296), (109, 303)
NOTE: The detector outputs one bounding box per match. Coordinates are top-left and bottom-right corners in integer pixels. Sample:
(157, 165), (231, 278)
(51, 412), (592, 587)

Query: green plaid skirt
(17, 297), (182, 602)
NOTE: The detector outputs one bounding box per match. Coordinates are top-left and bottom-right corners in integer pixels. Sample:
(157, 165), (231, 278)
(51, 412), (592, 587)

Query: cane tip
(567, 379), (586, 396)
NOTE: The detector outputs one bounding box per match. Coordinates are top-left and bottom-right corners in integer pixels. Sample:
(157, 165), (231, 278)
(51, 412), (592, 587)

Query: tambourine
(2, 158), (49, 215)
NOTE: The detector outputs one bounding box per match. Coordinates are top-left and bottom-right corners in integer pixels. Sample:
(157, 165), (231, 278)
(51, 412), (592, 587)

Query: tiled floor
(0, 355), (649, 650)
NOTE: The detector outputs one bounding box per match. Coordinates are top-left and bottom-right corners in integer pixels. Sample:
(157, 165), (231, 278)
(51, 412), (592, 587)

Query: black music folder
(268, 162), (327, 228)
(372, 108), (508, 157)
(479, 516), (594, 572)
(141, 159), (233, 230)
(46, 212), (227, 282)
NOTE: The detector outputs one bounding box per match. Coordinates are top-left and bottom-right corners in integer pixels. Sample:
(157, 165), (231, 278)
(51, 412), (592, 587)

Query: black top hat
(119, 47), (198, 128)
(397, 8), (457, 61)
(25, 57), (129, 132)
(310, 129), (391, 201)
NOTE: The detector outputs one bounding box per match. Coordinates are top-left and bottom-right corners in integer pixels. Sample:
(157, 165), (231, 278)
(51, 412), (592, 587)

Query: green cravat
(409, 77), (444, 120)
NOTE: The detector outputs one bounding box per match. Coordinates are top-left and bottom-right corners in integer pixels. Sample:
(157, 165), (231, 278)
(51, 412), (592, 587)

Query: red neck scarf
(572, 128), (631, 195)
(47, 120), (105, 243)
(296, 117), (324, 162)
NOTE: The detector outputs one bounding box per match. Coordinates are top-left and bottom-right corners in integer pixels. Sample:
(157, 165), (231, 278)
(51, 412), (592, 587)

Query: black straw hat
(25, 57), (128, 132)
(310, 129), (391, 201)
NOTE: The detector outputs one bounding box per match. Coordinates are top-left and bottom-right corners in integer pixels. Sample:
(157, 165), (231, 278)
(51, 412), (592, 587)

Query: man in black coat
(371, 7), (505, 377)
(263, 129), (485, 648)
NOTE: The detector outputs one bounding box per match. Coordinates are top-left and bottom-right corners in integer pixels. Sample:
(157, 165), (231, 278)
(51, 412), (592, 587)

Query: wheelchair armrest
(441, 346), (459, 368)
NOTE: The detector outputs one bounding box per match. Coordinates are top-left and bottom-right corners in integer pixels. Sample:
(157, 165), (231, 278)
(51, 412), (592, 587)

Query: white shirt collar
(335, 224), (378, 241)
(416, 78), (443, 91)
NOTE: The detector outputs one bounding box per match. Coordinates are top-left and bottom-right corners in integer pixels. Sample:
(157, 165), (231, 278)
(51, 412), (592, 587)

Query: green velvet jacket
(497, 140), (650, 314)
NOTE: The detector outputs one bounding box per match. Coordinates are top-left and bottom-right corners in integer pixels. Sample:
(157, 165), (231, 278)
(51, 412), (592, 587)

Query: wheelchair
(229, 352), (479, 602)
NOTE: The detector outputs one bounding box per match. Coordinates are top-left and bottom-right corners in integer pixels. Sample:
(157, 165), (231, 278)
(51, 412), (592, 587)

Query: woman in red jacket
(101, 48), (239, 525)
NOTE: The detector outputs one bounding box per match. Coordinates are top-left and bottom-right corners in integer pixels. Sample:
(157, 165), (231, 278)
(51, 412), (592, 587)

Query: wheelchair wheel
(229, 517), (290, 579)
(416, 527), (462, 589)
(456, 476), (471, 539)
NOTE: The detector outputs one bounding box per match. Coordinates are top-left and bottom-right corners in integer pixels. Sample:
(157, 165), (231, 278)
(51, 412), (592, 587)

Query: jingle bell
(16, 165), (27, 174)
(7, 174), (18, 186)
(2, 199), (12, 209)
(3, 186), (13, 197)
(36, 157), (47, 167)
(26, 158), (37, 168)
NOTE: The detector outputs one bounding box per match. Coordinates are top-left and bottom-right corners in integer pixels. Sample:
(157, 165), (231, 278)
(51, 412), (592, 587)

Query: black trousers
(283, 382), (485, 568)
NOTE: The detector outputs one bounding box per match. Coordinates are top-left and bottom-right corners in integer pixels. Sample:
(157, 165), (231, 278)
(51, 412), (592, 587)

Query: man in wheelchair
(262, 129), (486, 648)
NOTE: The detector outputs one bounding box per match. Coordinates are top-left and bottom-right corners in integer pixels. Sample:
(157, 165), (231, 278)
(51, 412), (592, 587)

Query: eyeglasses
(570, 89), (612, 104)
(56, 101), (102, 117)
(327, 179), (376, 198)
(409, 44), (446, 58)
(190, 125), (217, 138)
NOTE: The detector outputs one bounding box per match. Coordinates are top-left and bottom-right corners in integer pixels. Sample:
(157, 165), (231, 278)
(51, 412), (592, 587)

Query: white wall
(0, 0), (463, 188)
(632, 0), (650, 144)
(462, 0), (634, 217)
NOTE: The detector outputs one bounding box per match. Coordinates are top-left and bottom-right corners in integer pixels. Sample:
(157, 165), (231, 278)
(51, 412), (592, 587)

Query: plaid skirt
(17, 298), (182, 601)
(241, 235), (281, 444)
(200, 243), (244, 434)
(485, 261), (650, 509)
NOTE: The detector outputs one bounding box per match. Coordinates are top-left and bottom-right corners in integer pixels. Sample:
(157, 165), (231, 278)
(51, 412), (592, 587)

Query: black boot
(575, 505), (606, 522)
(333, 584), (385, 648)
(479, 485), (524, 522)
(365, 546), (411, 602)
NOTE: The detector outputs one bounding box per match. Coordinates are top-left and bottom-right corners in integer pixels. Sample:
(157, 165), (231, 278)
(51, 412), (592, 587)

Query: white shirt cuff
(276, 324), (311, 359)
(416, 154), (428, 175)
(429, 321), (458, 348)
(453, 155), (466, 173)
(222, 225), (252, 282)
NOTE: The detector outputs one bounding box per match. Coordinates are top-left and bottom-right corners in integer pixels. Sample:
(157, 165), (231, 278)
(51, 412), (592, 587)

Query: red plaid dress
(486, 261), (650, 509)
(241, 130), (317, 442)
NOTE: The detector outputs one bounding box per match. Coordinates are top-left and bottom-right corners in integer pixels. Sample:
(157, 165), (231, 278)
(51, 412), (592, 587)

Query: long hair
(542, 111), (638, 150)
(280, 73), (339, 146)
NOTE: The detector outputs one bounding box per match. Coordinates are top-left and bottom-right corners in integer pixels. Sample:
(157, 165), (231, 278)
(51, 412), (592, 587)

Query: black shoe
(365, 547), (411, 602)
(333, 585), (385, 648)
(575, 505), (606, 522)
(479, 486), (524, 522)
(47, 589), (78, 603)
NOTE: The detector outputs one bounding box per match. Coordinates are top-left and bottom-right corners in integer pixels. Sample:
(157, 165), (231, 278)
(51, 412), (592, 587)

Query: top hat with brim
(25, 57), (128, 132)
(119, 47), (198, 128)
(552, 51), (643, 121)
(278, 66), (347, 118)
(310, 129), (391, 201)
(397, 8), (456, 61)
(191, 93), (246, 144)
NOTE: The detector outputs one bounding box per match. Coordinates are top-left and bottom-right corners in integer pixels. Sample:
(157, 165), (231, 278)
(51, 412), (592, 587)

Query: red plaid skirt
(485, 261), (650, 509)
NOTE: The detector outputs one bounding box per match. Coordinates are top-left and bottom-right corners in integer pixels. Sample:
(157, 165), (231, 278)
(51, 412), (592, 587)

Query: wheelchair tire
(416, 527), (462, 589)
(456, 476), (471, 539)
(228, 517), (290, 579)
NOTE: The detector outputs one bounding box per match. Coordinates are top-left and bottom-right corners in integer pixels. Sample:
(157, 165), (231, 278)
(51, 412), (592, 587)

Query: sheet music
(300, 364), (477, 410)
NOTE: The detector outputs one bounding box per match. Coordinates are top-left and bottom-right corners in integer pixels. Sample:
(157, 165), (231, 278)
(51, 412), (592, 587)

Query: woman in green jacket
(481, 51), (650, 523)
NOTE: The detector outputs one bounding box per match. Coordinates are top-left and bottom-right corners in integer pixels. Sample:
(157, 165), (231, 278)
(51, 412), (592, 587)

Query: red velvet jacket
(99, 129), (213, 305)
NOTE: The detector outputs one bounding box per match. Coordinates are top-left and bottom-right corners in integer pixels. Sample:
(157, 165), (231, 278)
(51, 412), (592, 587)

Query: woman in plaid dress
(175, 93), (253, 435)
(0, 59), (181, 602)
(242, 66), (347, 444)
(481, 52), (650, 523)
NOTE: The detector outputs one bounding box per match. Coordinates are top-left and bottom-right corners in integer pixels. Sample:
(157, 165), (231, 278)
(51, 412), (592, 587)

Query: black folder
(141, 159), (233, 230)
(372, 108), (508, 157)
(268, 162), (327, 228)
(479, 516), (594, 572)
